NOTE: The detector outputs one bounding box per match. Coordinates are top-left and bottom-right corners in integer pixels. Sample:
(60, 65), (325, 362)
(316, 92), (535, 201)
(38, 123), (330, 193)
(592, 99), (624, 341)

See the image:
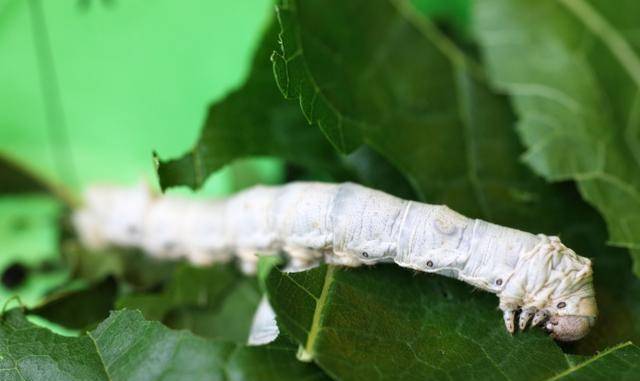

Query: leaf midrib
(87, 330), (113, 381)
(546, 341), (635, 380)
(304, 266), (335, 357)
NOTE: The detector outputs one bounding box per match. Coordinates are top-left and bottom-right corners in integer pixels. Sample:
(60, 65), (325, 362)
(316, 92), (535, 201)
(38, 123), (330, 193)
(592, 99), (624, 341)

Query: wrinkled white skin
(73, 181), (597, 341)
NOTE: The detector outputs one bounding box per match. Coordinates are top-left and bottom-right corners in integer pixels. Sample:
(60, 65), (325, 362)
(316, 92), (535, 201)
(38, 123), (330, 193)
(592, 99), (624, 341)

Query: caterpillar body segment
(73, 182), (153, 250)
(73, 181), (597, 341)
(330, 183), (404, 265)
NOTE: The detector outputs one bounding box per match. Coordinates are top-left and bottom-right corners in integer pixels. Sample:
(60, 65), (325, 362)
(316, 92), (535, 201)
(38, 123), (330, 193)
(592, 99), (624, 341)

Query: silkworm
(73, 181), (597, 341)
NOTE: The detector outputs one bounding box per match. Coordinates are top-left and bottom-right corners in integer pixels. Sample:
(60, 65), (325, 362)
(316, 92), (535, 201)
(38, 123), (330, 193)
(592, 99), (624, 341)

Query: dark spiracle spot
(496, 278), (503, 286)
(426, 260), (434, 268)
(361, 252), (369, 258)
(126, 225), (140, 236)
(2, 263), (28, 289)
(557, 302), (566, 309)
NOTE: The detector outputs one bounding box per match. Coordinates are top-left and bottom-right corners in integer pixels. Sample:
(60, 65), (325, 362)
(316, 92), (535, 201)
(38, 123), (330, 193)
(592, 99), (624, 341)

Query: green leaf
(67, 247), (180, 291)
(157, 22), (350, 191)
(262, 0), (640, 371)
(264, 264), (639, 380)
(0, 309), (108, 380)
(411, 0), (471, 37)
(550, 342), (640, 381)
(117, 263), (238, 320)
(342, 145), (417, 200)
(0, 156), (46, 194)
(117, 263), (261, 341)
(271, 0), (569, 232)
(0, 308), (330, 381)
(473, 0), (640, 274)
(29, 277), (117, 331)
(162, 279), (261, 342)
(267, 0), (640, 365)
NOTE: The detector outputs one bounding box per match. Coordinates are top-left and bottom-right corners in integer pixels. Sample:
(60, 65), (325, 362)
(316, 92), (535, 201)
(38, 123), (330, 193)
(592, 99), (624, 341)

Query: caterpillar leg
(532, 309), (549, 327)
(518, 307), (536, 330)
(502, 308), (516, 334)
(185, 250), (234, 267)
(283, 245), (322, 272)
(324, 250), (364, 267)
(236, 250), (261, 275)
(502, 304), (547, 334)
(500, 303), (556, 336)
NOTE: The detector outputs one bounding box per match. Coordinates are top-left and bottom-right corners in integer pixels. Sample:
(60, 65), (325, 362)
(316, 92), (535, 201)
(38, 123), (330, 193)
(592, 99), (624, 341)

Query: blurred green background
(1, 0), (281, 196)
(0, 0), (280, 307)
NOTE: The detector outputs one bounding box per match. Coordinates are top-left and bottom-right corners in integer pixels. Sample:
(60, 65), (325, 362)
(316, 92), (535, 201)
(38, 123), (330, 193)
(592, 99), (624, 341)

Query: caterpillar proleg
(73, 181), (597, 341)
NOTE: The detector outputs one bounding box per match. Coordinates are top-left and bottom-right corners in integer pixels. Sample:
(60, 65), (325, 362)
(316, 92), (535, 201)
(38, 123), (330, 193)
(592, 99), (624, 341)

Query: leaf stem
(304, 266), (335, 358)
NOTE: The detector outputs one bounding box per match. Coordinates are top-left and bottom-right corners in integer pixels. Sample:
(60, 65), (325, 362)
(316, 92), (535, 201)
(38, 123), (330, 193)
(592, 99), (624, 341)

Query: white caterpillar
(73, 181), (597, 341)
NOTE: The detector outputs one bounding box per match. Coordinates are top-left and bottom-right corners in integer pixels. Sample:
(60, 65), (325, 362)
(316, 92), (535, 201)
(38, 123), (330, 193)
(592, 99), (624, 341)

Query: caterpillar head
(73, 182), (154, 249)
(539, 256), (597, 341)
(501, 235), (597, 341)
